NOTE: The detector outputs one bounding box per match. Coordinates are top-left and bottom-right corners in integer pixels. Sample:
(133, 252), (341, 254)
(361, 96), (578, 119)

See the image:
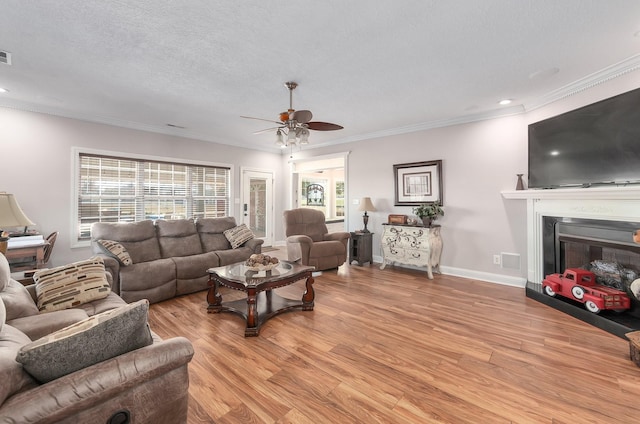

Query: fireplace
(503, 186), (640, 338)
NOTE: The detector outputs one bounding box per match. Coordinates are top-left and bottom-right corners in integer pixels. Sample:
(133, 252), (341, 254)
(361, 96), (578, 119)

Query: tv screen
(528, 87), (640, 189)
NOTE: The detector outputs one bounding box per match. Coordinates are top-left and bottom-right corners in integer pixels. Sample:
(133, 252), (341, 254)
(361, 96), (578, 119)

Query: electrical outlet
(493, 254), (501, 265)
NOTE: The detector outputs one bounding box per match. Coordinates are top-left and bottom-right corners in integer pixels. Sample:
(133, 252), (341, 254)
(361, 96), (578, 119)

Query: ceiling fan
(241, 81), (343, 147)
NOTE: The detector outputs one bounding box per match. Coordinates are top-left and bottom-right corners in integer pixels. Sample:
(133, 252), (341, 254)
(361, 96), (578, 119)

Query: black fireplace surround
(526, 216), (640, 338)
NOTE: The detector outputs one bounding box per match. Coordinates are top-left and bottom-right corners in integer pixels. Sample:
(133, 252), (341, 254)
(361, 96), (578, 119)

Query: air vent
(0, 51), (12, 65)
(501, 252), (521, 270)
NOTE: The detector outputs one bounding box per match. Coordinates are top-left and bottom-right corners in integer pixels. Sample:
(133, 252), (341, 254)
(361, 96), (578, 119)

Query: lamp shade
(357, 197), (376, 212)
(0, 193), (35, 228)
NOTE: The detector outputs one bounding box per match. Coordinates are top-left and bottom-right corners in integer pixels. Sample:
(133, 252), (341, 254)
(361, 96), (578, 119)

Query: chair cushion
(0, 252), (10, 292)
(0, 280), (39, 321)
(96, 239), (132, 266)
(223, 224), (254, 249)
(16, 299), (153, 383)
(0, 324), (37, 404)
(34, 257), (111, 313)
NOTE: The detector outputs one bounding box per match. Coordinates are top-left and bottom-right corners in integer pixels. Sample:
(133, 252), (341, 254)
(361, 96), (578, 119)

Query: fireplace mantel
(502, 186), (640, 200)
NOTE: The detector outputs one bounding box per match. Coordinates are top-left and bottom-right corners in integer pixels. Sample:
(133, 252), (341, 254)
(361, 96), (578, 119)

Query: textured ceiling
(1, 1), (640, 152)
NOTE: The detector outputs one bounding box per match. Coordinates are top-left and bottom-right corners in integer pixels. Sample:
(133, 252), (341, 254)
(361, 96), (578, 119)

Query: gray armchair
(283, 209), (350, 271)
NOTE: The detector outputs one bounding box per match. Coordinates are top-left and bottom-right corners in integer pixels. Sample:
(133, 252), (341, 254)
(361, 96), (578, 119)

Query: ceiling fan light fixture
(242, 81), (342, 149)
(299, 127), (310, 144)
(287, 130), (297, 143)
(275, 129), (285, 147)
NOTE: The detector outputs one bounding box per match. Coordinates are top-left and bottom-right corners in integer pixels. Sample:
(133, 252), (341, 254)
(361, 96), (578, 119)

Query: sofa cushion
(156, 219), (203, 258)
(224, 224), (255, 249)
(34, 257), (111, 313)
(0, 295), (5, 331)
(16, 299), (153, 383)
(0, 324), (37, 404)
(0, 252), (9, 292)
(119, 258), (177, 304)
(197, 217), (237, 251)
(0, 280), (39, 321)
(216, 246), (255, 266)
(96, 239), (132, 266)
(8, 308), (90, 341)
(91, 220), (161, 263)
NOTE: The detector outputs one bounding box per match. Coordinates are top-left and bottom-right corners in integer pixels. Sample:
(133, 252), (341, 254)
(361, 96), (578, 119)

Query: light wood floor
(147, 261), (640, 423)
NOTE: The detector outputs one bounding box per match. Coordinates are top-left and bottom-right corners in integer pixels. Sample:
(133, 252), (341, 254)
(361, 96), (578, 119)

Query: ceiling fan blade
(307, 121), (344, 131)
(291, 110), (312, 124)
(241, 115), (283, 125)
(252, 126), (282, 135)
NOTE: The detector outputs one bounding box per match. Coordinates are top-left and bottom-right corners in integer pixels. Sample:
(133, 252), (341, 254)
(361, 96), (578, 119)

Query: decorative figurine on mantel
(412, 202), (444, 227)
(516, 174), (526, 190)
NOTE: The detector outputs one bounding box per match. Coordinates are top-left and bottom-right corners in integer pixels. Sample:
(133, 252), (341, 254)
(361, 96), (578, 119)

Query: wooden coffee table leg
(302, 275), (315, 311)
(245, 287), (259, 336)
(207, 275), (222, 313)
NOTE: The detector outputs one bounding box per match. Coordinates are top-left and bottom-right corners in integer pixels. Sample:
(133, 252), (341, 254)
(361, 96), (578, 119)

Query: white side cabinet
(380, 224), (443, 279)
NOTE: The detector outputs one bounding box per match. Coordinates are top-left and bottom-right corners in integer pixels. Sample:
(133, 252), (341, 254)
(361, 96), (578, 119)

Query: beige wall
(2, 69), (639, 285)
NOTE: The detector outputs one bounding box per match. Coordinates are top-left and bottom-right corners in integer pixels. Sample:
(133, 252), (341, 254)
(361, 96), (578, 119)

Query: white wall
(2, 69), (639, 285)
(294, 69), (640, 285)
(0, 110), (286, 266)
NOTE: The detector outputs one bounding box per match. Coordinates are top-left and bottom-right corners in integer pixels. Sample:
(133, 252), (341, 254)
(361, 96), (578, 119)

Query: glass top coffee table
(206, 261), (315, 336)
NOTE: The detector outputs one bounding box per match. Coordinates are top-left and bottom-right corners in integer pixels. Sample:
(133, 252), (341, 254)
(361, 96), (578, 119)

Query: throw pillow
(96, 239), (133, 266)
(33, 257), (111, 313)
(16, 299), (153, 383)
(223, 224), (254, 249)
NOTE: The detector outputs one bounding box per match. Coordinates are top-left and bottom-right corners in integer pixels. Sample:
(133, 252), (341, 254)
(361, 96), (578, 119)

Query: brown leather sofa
(91, 217), (263, 304)
(0, 253), (194, 423)
(284, 208), (350, 271)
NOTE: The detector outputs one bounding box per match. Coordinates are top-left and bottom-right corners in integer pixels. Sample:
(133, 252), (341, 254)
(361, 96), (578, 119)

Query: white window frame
(71, 147), (235, 248)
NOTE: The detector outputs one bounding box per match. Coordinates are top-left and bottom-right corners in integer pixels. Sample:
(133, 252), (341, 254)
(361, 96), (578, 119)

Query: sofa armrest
(94, 254), (121, 295)
(243, 237), (264, 253)
(0, 337), (194, 423)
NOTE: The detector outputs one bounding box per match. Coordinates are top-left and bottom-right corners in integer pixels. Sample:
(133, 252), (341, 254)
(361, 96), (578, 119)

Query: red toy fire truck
(542, 268), (630, 314)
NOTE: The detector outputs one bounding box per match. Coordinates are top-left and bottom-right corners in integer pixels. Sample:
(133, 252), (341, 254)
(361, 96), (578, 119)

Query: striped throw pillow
(97, 239), (132, 266)
(223, 224), (255, 249)
(33, 257), (111, 312)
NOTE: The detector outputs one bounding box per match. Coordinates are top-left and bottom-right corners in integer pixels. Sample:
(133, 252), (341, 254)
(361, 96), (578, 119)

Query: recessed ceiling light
(529, 67), (560, 80)
(499, 99), (512, 105)
(0, 87), (8, 93)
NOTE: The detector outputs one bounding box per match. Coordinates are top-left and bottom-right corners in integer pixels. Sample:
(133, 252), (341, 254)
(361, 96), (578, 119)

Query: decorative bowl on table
(245, 262), (279, 272)
(244, 254), (279, 272)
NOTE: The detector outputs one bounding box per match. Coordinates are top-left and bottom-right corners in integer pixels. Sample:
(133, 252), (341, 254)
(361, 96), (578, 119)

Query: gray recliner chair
(283, 209), (350, 271)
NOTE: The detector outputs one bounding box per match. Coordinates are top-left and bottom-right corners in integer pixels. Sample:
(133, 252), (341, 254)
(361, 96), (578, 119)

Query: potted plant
(412, 202), (444, 227)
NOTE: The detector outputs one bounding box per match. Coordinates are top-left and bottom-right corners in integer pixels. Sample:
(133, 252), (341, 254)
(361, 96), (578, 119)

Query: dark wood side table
(349, 231), (373, 266)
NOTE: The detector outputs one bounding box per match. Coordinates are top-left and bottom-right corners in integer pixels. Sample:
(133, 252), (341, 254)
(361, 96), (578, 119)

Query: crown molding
(523, 54), (640, 112)
(3, 54), (640, 152)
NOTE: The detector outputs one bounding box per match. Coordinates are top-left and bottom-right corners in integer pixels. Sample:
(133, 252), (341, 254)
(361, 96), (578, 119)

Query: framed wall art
(393, 160), (443, 206)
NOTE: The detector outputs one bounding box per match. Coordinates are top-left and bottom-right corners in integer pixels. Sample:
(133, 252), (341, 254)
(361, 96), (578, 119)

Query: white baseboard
(372, 255), (527, 288)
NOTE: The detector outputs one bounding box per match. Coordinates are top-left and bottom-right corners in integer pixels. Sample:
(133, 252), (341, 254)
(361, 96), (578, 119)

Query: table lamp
(357, 197), (376, 233)
(0, 192), (35, 255)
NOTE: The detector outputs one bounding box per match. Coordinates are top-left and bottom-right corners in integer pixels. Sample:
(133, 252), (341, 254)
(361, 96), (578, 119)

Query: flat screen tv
(528, 86), (640, 189)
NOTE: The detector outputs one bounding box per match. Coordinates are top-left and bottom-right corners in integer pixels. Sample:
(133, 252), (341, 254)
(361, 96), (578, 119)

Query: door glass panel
(249, 178), (266, 238)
